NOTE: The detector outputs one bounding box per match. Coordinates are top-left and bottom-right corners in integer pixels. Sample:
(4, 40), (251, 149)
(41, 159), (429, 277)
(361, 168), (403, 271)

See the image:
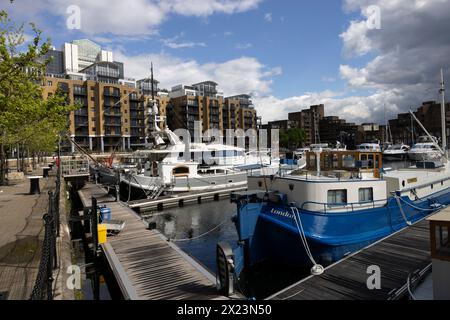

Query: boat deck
(78, 183), (227, 300)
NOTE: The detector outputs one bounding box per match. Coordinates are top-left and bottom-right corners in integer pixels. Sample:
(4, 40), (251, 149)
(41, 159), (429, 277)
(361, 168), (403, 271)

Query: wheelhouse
(305, 150), (383, 179)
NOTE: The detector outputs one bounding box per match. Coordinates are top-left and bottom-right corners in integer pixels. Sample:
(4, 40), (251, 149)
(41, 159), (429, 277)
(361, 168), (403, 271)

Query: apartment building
(42, 40), (258, 152)
(42, 76), (168, 153)
(319, 116), (360, 149)
(389, 101), (450, 145)
(287, 104), (324, 145)
(167, 82), (257, 139)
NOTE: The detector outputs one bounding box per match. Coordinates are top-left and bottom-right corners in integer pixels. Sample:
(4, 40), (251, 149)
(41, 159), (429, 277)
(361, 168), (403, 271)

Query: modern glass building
(72, 39), (102, 70)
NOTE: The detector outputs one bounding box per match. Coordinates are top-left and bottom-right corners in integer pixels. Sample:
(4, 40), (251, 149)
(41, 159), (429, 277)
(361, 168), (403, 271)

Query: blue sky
(3, 0), (450, 124)
(41, 1), (364, 97)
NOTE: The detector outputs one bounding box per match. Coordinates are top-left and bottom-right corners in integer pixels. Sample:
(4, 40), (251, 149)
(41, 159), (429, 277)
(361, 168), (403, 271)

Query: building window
(47, 81), (52, 86)
(359, 188), (373, 203)
(327, 190), (347, 204)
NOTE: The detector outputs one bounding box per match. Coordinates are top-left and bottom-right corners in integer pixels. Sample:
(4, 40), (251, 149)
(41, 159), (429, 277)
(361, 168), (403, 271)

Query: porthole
(402, 181), (406, 187)
(431, 184), (434, 190)
(289, 184), (294, 191)
(258, 181), (263, 188)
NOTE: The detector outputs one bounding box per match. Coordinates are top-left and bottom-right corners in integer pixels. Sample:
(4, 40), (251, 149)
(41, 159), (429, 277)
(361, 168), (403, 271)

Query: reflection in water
(143, 200), (238, 273)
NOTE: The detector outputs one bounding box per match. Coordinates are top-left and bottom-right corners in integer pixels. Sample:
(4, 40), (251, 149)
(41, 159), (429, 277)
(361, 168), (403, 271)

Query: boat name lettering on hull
(269, 208), (294, 219)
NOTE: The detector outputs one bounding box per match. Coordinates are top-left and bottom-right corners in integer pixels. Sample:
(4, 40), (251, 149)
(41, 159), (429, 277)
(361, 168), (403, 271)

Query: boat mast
(149, 62), (161, 133)
(440, 68), (447, 158)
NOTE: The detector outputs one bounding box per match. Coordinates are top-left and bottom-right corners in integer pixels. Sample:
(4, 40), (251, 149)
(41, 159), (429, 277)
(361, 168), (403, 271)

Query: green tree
(0, 10), (75, 184)
(280, 128), (306, 150)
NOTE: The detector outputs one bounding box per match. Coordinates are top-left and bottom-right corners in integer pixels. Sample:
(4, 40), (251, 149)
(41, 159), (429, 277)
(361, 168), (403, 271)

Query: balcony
(130, 111), (145, 119)
(129, 93), (139, 101)
(130, 122), (145, 128)
(104, 90), (120, 98)
(74, 108), (88, 116)
(73, 86), (87, 96)
(104, 101), (121, 108)
(74, 119), (88, 127)
(104, 131), (122, 137)
(187, 109), (199, 116)
(129, 103), (143, 111)
(131, 129), (145, 136)
(74, 129), (89, 136)
(104, 113), (122, 119)
(104, 120), (122, 127)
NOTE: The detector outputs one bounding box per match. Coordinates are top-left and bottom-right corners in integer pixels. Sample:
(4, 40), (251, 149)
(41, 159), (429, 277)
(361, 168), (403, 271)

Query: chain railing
(30, 162), (62, 300)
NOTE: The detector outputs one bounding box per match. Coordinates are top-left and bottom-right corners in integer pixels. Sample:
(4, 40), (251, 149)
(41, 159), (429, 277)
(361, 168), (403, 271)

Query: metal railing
(61, 159), (89, 176)
(300, 198), (389, 214)
(30, 165), (61, 300)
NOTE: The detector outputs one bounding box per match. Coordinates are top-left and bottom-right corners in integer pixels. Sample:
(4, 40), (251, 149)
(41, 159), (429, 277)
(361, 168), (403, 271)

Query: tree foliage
(0, 10), (76, 182)
(280, 128), (306, 150)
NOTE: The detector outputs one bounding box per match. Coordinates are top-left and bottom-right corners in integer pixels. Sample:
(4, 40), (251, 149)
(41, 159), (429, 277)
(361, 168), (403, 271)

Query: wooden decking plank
(268, 218), (433, 300)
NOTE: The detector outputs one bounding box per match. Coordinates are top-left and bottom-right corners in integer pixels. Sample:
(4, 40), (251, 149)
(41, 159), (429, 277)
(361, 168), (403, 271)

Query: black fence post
(48, 191), (58, 270)
(54, 171), (61, 237)
(91, 197), (98, 260)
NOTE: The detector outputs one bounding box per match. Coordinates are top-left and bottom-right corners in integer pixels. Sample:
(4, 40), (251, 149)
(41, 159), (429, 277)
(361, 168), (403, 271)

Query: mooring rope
(397, 194), (441, 212)
(290, 207), (324, 275)
(169, 219), (229, 242)
(394, 194), (412, 226)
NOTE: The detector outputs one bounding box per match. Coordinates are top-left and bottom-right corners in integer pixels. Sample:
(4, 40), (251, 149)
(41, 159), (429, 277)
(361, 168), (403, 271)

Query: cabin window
(333, 154), (339, 168)
(342, 155), (355, 168)
(359, 188), (374, 203)
(173, 166), (189, 176)
(324, 154), (332, 169)
(368, 155), (374, 167)
(309, 155), (316, 168)
(327, 190), (347, 204)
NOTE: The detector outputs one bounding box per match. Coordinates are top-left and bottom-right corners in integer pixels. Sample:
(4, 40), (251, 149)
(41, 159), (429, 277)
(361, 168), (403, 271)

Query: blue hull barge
(220, 148), (450, 287)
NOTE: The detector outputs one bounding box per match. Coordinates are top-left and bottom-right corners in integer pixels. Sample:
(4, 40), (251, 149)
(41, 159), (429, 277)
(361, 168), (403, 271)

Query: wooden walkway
(78, 183), (227, 300)
(268, 217), (433, 300)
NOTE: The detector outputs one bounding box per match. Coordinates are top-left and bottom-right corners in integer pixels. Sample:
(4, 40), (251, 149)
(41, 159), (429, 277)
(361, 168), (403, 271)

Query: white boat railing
(61, 159), (89, 176)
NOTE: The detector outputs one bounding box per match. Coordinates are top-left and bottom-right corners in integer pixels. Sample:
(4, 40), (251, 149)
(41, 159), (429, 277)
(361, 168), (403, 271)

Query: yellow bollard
(98, 224), (107, 244)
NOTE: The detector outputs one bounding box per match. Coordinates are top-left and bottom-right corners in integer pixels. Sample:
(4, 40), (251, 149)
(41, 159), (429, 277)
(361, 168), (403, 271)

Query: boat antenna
(257, 117), (269, 193)
(151, 62), (155, 102)
(440, 68), (447, 158)
(149, 62), (162, 133)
